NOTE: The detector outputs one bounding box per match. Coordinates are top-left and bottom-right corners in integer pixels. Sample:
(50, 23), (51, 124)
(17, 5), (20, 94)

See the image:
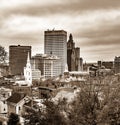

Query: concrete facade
(31, 54), (61, 79)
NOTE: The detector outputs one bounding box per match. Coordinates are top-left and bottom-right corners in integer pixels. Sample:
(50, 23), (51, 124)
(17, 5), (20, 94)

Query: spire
(64, 63), (69, 72)
(27, 52), (30, 64)
(67, 33), (75, 49)
(69, 33), (73, 41)
(68, 33), (73, 43)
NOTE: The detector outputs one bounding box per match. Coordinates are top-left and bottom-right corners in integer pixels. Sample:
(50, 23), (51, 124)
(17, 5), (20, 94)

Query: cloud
(1, 0), (120, 19)
(0, 0), (120, 62)
(75, 23), (120, 46)
(80, 44), (120, 62)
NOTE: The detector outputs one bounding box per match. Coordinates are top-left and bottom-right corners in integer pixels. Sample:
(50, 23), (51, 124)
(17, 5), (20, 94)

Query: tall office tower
(9, 45), (31, 75)
(67, 34), (80, 71)
(44, 30), (67, 74)
(114, 56), (120, 74)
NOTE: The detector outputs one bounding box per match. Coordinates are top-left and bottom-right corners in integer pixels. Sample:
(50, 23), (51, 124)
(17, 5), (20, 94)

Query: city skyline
(0, 0), (120, 62)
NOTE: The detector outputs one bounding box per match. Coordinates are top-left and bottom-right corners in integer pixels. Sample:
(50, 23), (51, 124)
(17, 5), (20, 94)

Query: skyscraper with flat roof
(9, 45), (31, 75)
(44, 30), (67, 74)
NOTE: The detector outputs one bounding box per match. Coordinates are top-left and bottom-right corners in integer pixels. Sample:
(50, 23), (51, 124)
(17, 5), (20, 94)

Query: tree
(24, 99), (68, 125)
(68, 82), (101, 125)
(0, 45), (7, 63)
(68, 75), (120, 125)
(41, 99), (68, 125)
(100, 83), (120, 125)
(24, 75), (120, 125)
(7, 113), (20, 125)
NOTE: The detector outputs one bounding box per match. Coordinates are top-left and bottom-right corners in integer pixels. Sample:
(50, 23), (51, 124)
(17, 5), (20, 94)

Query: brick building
(9, 45), (31, 75)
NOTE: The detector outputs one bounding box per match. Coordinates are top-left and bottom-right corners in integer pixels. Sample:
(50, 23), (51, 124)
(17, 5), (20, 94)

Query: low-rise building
(63, 64), (89, 83)
(0, 87), (12, 115)
(7, 93), (30, 116)
(12, 85), (32, 96)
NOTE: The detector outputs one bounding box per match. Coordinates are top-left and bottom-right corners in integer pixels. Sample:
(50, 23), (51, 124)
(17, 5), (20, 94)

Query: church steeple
(26, 52), (31, 69)
(67, 33), (75, 49)
(27, 52), (30, 64)
(64, 63), (69, 72)
(69, 33), (73, 41)
(24, 52), (32, 86)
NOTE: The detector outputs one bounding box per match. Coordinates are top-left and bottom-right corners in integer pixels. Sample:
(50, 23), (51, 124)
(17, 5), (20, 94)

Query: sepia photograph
(0, 0), (120, 124)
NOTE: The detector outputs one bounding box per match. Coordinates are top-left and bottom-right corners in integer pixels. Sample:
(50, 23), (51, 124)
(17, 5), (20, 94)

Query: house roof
(7, 93), (26, 104)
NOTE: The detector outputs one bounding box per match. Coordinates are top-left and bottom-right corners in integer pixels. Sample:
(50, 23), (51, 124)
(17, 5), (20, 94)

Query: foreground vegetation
(22, 75), (120, 125)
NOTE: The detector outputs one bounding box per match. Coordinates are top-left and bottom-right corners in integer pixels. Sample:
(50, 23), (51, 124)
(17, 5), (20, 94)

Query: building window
(19, 107), (21, 110)
(3, 94), (5, 98)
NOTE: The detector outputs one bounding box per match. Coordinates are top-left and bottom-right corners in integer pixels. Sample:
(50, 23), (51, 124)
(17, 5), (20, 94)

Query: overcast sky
(0, 0), (120, 62)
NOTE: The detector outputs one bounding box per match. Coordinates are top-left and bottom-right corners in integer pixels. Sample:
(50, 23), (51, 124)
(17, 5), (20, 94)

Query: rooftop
(45, 29), (67, 34)
(32, 54), (60, 60)
(7, 93), (26, 104)
(69, 71), (89, 75)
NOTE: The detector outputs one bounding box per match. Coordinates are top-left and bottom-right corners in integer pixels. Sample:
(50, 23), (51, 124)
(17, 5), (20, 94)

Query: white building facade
(0, 87), (12, 114)
(43, 55), (61, 79)
(24, 53), (32, 86)
(31, 54), (61, 79)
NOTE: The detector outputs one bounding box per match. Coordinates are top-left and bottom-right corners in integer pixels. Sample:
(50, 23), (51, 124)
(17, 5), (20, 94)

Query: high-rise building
(67, 34), (80, 71)
(44, 30), (67, 74)
(114, 56), (120, 74)
(31, 54), (61, 79)
(9, 45), (31, 75)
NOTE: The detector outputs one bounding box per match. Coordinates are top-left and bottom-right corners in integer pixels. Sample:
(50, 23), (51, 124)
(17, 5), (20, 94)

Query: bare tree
(0, 45), (7, 63)
(100, 83), (120, 125)
(68, 75), (120, 125)
(24, 99), (68, 125)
